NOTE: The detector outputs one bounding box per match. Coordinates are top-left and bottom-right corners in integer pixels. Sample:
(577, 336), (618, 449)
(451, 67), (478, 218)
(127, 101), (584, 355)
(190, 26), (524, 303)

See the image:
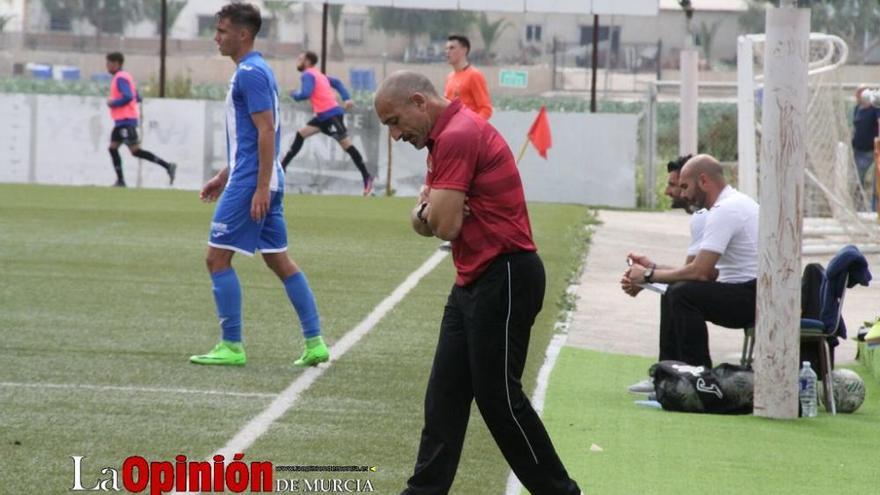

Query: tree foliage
(367, 7), (475, 44)
(40, 0), (142, 34)
(698, 20), (721, 64)
(142, 0), (187, 36)
(0, 14), (13, 33)
(263, 0), (295, 40)
(476, 13), (509, 64)
(329, 4), (344, 61)
(740, 0), (880, 62)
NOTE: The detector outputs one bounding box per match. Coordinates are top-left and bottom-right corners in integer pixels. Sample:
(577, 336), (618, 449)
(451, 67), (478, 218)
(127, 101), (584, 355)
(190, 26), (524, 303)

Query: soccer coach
(375, 71), (581, 495)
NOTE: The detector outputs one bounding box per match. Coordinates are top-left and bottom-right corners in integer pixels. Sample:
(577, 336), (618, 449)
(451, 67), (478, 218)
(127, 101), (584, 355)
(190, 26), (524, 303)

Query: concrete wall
(0, 93), (638, 207)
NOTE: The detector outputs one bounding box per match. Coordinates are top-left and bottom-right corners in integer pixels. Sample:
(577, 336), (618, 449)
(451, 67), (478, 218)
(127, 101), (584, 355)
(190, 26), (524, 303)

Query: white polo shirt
(686, 208), (708, 258)
(699, 186), (759, 283)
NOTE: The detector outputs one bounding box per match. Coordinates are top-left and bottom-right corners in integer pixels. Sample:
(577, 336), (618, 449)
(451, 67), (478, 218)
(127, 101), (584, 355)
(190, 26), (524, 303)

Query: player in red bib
(105, 52), (177, 187)
(281, 51), (374, 196)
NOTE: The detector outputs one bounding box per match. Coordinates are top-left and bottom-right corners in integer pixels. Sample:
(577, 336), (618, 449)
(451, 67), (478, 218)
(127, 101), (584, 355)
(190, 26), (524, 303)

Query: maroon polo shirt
(425, 99), (536, 286)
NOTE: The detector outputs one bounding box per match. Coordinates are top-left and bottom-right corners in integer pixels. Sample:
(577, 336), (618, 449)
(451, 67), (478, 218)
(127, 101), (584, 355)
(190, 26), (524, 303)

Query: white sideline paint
(0, 382), (276, 399)
(504, 333), (568, 495)
(211, 250), (449, 458)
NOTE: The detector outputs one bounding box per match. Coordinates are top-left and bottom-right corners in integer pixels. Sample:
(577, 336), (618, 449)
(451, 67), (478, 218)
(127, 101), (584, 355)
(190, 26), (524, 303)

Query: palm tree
(0, 14), (14, 32)
(329, 4), (344, 61)
(476, 13), (509, 64)
(263, 0), (295, 40)
(142, 0), (187, 36)
(698, 20), (722, 66)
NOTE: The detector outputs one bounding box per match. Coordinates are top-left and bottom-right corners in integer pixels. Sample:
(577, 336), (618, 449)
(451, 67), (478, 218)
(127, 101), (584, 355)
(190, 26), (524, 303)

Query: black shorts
(307, 114), (347, 141)
(110, 125), (139, 145)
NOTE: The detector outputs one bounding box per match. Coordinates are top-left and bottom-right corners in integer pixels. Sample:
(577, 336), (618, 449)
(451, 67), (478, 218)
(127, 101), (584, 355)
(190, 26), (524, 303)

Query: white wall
(0, 93), (638, 207)
(0, 94), (206, 189)
(377, 111), (638, 206)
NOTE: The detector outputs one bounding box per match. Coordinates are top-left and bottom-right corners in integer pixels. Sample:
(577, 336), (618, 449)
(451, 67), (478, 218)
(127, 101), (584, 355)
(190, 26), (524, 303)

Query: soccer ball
(820, 369), (866, 413)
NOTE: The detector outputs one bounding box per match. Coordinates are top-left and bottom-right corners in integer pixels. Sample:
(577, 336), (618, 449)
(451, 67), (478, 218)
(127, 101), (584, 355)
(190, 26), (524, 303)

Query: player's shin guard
(132, 149), (171, 170)
(211, 268), (243, 343)
(109, 147), (124, 182)
(281, 132), (305, 171)
(345, 146), (370, 184)
(283, 272), (321, 338)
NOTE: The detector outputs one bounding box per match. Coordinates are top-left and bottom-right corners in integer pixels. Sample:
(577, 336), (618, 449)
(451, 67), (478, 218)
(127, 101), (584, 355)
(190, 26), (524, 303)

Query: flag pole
(516, 138), (529, 164)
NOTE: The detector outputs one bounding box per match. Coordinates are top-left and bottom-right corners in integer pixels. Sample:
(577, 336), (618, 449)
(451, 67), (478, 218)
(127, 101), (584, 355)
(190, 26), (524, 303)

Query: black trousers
(662, 279), (757, 368)
(658, 293), (678, 361)
(403, 252), (580, 495)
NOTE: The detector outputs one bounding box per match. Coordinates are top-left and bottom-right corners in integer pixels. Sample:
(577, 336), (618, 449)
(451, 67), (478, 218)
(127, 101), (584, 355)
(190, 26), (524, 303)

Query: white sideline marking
(0, 382), (277, 399)
(503, 332), (569, 495)
(213, 249), (449, 458)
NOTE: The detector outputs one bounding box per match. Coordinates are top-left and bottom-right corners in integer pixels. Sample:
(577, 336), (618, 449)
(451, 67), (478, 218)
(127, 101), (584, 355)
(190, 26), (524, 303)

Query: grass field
(7, 184), (875, 495)
(0, 184), (591, 494)
(542, 347), (880, 495)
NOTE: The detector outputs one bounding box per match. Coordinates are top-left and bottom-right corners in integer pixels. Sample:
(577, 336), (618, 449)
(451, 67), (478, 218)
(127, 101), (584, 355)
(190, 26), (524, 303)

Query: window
(49, 11), (72, 32)
(525, 24), (542, 43)
(579, 24), (620, 51)
(344, 18), (364, 45)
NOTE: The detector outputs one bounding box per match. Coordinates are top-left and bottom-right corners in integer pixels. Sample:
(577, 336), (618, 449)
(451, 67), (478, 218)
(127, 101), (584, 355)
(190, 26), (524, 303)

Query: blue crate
(349, 68), (376, 92)
(57, 66), (80, 81)
(27, 63), (52, 80)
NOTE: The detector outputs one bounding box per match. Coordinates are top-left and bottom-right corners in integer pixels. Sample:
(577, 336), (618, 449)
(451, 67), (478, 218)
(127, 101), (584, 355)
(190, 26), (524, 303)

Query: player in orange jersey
(444, 35), (492, 120)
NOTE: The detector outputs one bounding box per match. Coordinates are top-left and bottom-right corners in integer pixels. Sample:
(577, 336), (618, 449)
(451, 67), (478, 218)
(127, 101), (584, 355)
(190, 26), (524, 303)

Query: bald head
(857, 84), (871, 106)
(374, 70), (447, 150)
(681, 154), (725, 183)
(375, 70), (440, 106)
(678, 154), (726, 209)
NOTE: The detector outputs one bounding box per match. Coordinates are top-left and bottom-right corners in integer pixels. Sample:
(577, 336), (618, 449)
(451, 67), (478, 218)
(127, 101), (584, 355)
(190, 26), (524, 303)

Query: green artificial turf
(0, 184), (591, 494)
(542, 347), (880, 495)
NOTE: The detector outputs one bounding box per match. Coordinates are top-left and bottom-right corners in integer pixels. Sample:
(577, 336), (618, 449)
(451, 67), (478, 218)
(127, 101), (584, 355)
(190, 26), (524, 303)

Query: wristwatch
(644, 264), (656, 283)
(417, 202), (429, 224)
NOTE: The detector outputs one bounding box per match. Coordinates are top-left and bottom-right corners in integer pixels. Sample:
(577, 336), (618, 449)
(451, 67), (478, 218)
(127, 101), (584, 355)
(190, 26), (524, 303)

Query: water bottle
(799, 361), (818, 418)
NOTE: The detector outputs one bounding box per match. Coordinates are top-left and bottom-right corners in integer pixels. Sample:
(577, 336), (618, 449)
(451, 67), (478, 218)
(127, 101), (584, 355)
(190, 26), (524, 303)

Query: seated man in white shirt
(621, 154), (708, 393)
(624, 154), (759, 369)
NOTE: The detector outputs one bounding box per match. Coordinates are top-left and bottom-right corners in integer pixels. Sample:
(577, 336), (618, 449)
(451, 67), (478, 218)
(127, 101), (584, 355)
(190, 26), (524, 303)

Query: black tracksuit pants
(661, 279), (757, 368)
(403, 252), (580, 495)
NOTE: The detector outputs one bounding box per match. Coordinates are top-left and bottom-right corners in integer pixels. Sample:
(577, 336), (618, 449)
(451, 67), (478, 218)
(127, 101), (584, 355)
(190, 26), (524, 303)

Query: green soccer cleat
(189, 341), (246, 366)
(294, 336), (330, 367)
(866, 321), (880, 347)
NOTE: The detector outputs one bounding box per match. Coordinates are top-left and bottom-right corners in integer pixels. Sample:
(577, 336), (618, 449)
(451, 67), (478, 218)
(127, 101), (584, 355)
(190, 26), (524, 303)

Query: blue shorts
(208, 186), (288, 256)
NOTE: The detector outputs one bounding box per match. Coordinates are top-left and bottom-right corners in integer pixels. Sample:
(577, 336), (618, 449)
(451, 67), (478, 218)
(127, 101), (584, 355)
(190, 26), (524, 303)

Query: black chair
(741, 245), (871, 415)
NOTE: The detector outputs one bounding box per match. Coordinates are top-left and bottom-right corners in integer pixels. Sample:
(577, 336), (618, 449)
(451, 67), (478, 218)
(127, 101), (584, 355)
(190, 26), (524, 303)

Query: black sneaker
(113, 180), (127, 188)
(168, 163), (177, 185)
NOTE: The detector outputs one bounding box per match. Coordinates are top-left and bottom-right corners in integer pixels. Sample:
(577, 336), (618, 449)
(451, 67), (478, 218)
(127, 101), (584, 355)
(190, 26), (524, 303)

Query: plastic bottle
(799, 361), (818, 418)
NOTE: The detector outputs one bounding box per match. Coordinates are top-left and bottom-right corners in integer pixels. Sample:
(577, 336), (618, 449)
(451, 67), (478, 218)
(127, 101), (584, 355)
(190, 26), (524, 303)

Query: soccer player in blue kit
(190, 2), (329, 368)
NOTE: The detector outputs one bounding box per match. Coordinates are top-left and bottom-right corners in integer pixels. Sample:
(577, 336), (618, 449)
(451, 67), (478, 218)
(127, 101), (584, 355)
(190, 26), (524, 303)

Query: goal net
(738, 33), (879, 253)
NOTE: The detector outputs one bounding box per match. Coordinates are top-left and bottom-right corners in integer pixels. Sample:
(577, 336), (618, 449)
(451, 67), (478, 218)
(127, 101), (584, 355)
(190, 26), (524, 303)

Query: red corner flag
(518, 106), (552, 163)
(528, 106), (552, 158)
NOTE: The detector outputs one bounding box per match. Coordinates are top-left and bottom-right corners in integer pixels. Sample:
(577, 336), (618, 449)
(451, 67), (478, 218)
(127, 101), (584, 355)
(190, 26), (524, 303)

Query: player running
(281, 51), (374, 196)
(105, 52), (176, 187)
